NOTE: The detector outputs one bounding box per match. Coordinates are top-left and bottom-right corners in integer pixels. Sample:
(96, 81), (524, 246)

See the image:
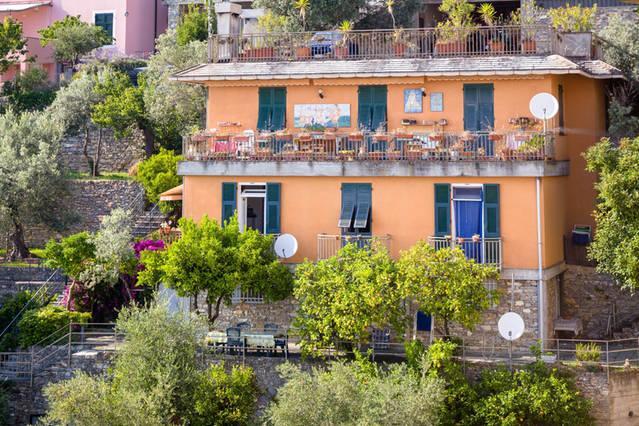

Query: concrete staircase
(132, 204), (166, 238)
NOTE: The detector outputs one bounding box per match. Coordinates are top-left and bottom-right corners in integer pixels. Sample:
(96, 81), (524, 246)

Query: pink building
(0, 0), (168, 82)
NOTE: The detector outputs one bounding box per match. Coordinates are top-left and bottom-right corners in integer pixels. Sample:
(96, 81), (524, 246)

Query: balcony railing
(209, 25), (559, 63)
(428, 236), (502, 268)
(183, 130), (553, 162)
(317, 234), (392, 260)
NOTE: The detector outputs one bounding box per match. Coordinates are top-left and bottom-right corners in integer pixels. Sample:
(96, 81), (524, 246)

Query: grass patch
(65, 171), (132, 181)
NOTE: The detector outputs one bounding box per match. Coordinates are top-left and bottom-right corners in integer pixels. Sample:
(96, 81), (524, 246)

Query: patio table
(206, 331), (275, 348)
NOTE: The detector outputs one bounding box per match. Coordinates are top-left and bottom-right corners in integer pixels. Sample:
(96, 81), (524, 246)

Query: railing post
(606, 341), (610, 382)
(67, 322), (72, 368)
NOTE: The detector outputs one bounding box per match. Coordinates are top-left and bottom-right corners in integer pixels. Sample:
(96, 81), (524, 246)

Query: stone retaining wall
(23, 180), (145, 247)
(560, 265), (639, 339)
(60, 127), (145, 174)
(0, 267), (66, 299)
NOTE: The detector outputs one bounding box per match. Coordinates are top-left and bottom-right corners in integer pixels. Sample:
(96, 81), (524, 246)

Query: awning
(0, 1), (51, 12)
(159, 185), (183, 202)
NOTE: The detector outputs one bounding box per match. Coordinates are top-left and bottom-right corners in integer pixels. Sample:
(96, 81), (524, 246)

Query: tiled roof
(172, 55), (623, 82)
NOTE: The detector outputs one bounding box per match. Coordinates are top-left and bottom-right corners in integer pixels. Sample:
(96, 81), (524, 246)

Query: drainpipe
(536, 177), (545, 346)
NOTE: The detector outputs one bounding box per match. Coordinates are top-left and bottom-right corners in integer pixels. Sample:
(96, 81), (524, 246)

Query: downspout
(536, 177), (545, 345)
(154, 0), (158, 41)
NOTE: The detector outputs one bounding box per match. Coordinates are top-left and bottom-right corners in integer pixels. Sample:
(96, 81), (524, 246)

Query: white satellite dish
(274, 234), (298, 259)
(529, 93), (559, 120)
(498, 312), (525, 341)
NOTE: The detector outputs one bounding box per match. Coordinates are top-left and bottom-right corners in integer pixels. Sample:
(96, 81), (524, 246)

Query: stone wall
(60, 127), (145, 174)
(0, 267), (66, 299)
(575, 368), (639, 426)
(23, 179), (145, 247)
(561, 265), (639, 339)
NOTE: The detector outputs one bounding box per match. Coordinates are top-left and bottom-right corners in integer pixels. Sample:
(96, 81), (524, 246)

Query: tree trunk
(81, 127), (95, 176)
(66, 280), (76, 310)
(8, 218), (29, 260)
(142, 125), (155, 158)
(92, 127), (103, 177)
(207, 296), (224, 326)
(443, 318), (451, 339)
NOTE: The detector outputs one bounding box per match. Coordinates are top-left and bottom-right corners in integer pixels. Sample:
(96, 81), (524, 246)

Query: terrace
(183, 129), (554, 163)
(207, 25), (600, 63)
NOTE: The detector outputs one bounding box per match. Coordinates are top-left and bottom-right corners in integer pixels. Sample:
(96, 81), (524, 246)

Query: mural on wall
(293, 104), (351, 128)
(404, 89), (423, 113)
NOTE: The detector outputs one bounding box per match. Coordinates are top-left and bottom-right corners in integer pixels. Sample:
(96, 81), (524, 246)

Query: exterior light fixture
(318, 89), (324, 99)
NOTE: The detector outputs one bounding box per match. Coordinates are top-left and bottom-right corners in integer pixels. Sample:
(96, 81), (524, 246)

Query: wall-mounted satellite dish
(498, 312), (525, 341)
(529, 92), (559, 120)
(274, 234), (298, 259)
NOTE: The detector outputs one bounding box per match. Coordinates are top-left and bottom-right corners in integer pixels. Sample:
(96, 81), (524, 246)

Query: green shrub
(135, 148), (182, 213)
(405, 339), (427, 372)
(0, 290), (52, 351)
(17, 306), (90, 347)
(190, 363), (258, 426)
(266, 361), (445, 426)
(472, 363), (593, 426)
(176, 5), (211, 46)
(576, 342), (601, 363)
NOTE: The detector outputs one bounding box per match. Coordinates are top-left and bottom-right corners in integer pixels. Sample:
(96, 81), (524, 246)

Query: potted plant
(479, 3), (504, 53)
(435, 0), (475, 55)
(549, 4), (596, 58)
(335, 20), (353, 59)
(511, 0), (542, 54)
(488, 130), (503, 141)
(293, 0), (312, 59)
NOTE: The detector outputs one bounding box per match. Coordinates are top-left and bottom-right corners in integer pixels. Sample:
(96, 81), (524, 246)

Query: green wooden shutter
(354, 184), (372, 230)
(95, 13), (114, 39)
(434, 184), (451, 237)
(371, 86), (388, 131)
(257, 88), (272, 131)
(265, 183), (281, 234)
(271, 88), (286, 131)
(358, 86), (373, 130)
(464, 84), (494, 131)
(221, 182), (237, 225)
(339, 184), (358, 228)
(478, 84), (494, 130)
(483, 184), (500, 238)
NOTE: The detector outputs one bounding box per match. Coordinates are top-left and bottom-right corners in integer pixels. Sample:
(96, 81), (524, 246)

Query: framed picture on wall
(430, 92), (443, 112)
(404, 89), (423, 113)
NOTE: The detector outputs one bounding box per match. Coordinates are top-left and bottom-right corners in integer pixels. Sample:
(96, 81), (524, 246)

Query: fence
(209, 25), (556, 63)
(183, 131), (554, 163)
(317, 234), (392, 260)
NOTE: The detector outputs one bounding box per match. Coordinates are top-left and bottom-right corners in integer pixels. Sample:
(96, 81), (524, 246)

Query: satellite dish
(498, 312), (525, 341)
(529, 93), (559, 120)
(274, 234), (298, 259)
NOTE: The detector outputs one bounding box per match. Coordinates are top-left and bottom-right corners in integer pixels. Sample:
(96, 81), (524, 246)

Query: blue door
(453, 187), (483, 262)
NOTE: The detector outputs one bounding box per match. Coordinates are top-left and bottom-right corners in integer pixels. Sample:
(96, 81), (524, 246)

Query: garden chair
(371, 328), (391, 352)
(225, 327), (244, 354)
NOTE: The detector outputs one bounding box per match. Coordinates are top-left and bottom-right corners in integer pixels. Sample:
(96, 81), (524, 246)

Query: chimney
(214, 0), (242, 37)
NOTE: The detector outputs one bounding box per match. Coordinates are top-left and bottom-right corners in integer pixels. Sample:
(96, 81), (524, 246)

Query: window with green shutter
(94, 13), (114, 41)
(358, 86), (387, 131)
(221, 182), (237, 225)
(265, 183), (281, 234)
(483, 184), (500, 237)
(463, 84), (494, 131)
(257, 88), (286, 131)
(339, 183), (372, 235)
(434, 184), (451, 237)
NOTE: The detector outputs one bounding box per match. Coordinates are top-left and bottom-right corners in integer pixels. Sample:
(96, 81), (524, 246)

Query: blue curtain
(454, 200), (482, 262)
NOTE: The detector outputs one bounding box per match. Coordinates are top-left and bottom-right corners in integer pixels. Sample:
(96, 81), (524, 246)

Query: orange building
(172, 20), (621, 346)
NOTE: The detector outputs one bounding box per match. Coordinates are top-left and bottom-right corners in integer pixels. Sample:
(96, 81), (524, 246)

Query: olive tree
(0, 110), (65, 259)
(397, 241), (499, 336)
(137, 215), (293, 325)
(293, 242), (405, 356)
(39, 16), (110, 68)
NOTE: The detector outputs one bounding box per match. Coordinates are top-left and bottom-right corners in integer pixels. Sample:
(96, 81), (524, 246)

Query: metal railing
(317, 234), (392, 260)
(429, 236), (502, 268)
(183, 130), (553, 162)
(209, 25), (556, 63)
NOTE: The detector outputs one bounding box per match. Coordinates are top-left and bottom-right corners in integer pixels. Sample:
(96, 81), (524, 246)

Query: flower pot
(429, 134), (443, 142)
(436, 41), (466, 55)
(393, 42), (407, 56)
(249, 47), (275, 59)
(488, 133), (503, 142)
(334, 46), (349, 59)
(489, 40), (505, 53)
(295, 46), (311, 59)
(521, 39), (536, 54)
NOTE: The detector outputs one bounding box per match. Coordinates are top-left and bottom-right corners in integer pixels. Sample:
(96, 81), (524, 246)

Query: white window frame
(238, 182), (267, 234)
(93, 10), (116, 47)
